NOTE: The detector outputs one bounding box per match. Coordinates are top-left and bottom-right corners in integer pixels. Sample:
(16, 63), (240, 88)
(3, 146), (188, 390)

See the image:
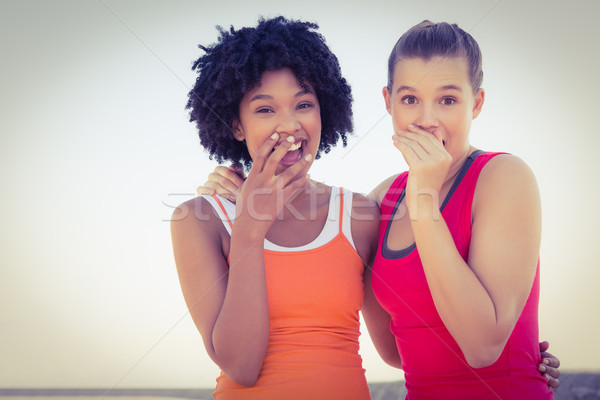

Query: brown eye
(297, 102), (314, 110)
(401, 96), (417, 105)
(256, 107), (273, 113)
(441, 97), (457, 105)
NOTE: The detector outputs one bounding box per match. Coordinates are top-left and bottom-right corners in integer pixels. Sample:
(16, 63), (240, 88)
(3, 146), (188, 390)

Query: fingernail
(544, 359), (549, 365)
(271, 132), (278, 139)
(304, 154), (312, 161)
(408, 124), (415, 128)
(287, 136), (295, 143)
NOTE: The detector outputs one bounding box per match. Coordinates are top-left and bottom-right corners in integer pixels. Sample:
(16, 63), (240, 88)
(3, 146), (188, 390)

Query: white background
(1, 0), (599, 389)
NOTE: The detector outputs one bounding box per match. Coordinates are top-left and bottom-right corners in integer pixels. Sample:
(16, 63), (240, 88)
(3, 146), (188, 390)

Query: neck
(277, 179), (330, 220)
(442, 145), (476, 190)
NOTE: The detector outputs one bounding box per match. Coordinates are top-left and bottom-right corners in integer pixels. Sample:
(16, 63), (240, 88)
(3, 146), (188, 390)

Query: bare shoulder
(171, 196), (221, 231)
(170, 196), (228, 257)
(474, 153), (540, 213)
(170, 197), (231, 363)
(351, 192), (380, 265)
(478, 154), (538, 194)
(368, 173), (402, 206)
(351, 192), (380, 224)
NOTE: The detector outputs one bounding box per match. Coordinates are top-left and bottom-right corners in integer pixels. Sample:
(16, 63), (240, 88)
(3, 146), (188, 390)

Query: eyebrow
(440, 84), (463, 92)
(395, 85), (416, 95)
(249, 88), (313, 103)
(395, 84), (463, 95)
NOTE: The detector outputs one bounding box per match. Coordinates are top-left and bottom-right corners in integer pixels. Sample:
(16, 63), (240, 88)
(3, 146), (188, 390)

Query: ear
(382, 86), (393, 115)
(472, 88), (485, 120)
(232, 119), (245, 141)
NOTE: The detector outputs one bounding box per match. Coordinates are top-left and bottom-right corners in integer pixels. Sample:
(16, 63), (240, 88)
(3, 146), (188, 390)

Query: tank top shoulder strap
(469, 151), (508, 173)
(338, 187), (357, 251)
(338, 187), (345, 232)
(199, 194), (235, 234)
(453, 150), (509, 204)
(380, 172), (408, 221)
(202, 188), (356, 251)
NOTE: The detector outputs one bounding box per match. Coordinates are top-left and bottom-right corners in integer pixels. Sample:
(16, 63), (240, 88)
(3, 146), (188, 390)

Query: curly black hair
(186, 16), (353, 168)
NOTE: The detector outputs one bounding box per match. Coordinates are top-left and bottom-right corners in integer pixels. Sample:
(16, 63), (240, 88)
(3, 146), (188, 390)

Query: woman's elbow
(384, 358), (403, 369)
(374, 347), (402, 369)
(217, 353), (264, 386)
(223, 365), (261, 387)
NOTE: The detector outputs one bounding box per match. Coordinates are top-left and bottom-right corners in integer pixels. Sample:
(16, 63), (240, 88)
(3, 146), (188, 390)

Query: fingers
(539, 341), (560, 370)
(211, 166), (245, 194)
(205, 180), (237, 202)
(196, 165), (245, 203)
(541, 352), (561, 368)
(393, 124), (451, 167)
(543, 364), (560, 379)
(277, 152), (312, 182)
(250, 132), (280, 175)
(547, 377), (560, 389)
(196, 185), (215, 196)
(393, 125), (444, 153)
(262, 135), (296, 176)
(538, 360), (560, 375)
(538, 347), (561, 390)
(392, 133), (428, 165)
(538, 362), (560, 389)
(245, 133), (310, 200)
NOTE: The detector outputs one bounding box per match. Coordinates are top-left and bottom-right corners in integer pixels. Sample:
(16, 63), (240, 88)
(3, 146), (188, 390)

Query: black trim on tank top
(381, 150), (485, 260)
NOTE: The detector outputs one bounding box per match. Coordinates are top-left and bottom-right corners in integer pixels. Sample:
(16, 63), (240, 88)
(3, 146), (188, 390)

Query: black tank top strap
(440, 150), (485, 210)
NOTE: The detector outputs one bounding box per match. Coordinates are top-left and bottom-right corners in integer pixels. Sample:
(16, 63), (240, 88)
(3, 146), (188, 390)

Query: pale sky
(1, 0), (599, 389)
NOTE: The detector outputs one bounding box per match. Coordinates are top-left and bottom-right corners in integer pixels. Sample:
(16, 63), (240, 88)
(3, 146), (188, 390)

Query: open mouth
(288, 142), (301, 152)
(278, 140), (304, 167)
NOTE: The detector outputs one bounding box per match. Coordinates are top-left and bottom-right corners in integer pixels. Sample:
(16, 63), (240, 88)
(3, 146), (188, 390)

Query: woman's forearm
(211, 221), (270, 385)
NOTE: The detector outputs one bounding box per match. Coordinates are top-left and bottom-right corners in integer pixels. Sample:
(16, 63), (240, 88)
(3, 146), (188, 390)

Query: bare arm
(172, 197), (267, 384)
(351, 192), (403, 369)
(367, 174), (399, 205)
(362, 266), (403, 369)
(394, 126), (541, 368)
(172, 134), (311, 385)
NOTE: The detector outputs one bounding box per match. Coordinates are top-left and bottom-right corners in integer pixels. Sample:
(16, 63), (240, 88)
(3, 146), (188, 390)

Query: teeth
(288, 142), (301, 151)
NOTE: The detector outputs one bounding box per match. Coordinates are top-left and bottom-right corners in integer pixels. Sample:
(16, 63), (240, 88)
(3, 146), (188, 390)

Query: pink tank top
(372, 151), (554, 399)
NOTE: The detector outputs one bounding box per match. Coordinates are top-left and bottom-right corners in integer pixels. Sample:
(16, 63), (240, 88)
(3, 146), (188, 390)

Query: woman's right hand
(197, 163), (246, 203)
(230, 133), (312, 239)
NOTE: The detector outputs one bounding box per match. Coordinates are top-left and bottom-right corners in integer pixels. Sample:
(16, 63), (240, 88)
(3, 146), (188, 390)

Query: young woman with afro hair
(171, 16), (381, 399)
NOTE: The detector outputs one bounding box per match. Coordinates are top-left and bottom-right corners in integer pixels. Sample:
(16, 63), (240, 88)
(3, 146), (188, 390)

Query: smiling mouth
(271, 140), (303, 152)
(288, 142), (301, 151)
(277, 141), (304, 167)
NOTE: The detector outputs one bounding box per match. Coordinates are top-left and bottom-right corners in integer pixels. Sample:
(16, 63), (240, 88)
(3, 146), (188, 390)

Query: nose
(275, 110), (301, 136)
(414, 103), (438, 132)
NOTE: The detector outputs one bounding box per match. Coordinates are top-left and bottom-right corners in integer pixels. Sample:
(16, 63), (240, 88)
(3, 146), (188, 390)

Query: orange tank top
(208, 187), (370, 400)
